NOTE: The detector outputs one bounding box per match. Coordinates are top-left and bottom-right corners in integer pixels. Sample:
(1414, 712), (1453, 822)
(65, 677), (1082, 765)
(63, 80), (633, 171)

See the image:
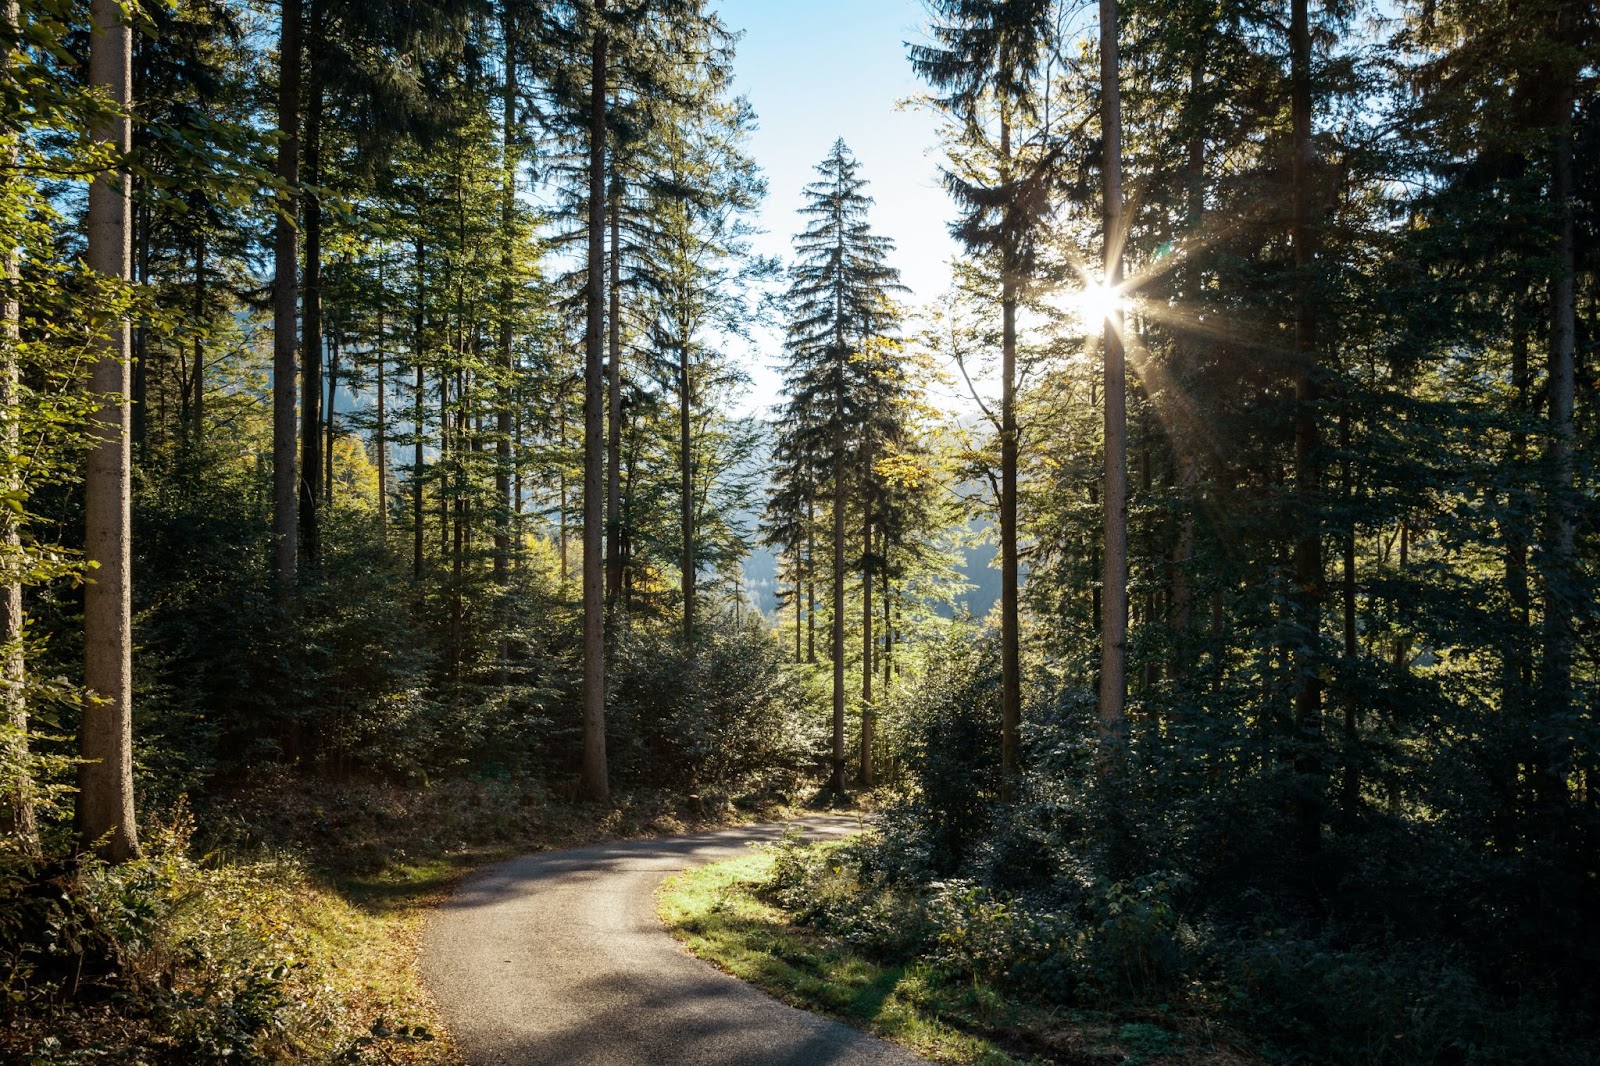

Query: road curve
(421, 816), (927, 1066)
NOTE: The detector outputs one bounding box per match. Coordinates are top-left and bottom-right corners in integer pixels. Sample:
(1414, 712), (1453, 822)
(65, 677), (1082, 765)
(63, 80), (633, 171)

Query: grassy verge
(659, 847), (1248, 1066)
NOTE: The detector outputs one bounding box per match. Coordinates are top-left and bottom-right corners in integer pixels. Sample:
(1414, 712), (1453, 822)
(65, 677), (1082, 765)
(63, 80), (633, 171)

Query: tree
(273, 0), (301, 594)
(775, 140), (903, 797)
(78, 0), (138, 862)
(911, 0), (1057, 787)
(580, 0), (610, 803)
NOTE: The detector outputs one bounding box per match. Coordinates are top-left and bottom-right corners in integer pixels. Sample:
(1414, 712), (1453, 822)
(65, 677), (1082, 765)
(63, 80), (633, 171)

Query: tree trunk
(1539, 86), (1577, 765)
(1099, 0), (1128, 759)
(859, 485), (874, 787)
(0, 0), (35, 849)
(999, 112), (1023, 789)
(79, 0), (138, 862)
(300, 6), (323, 567)
(1289, 0), (1325, 852)
(831, 421), (847, 797)
(579, 2), (610, 803)
(412, 240), (426, 581)
(376, 295), (388, 543)
(191, 236), (204, 449)
(680, 336), (695, 643)
(606, 176), (624, 608)
(272, 0), (301, 594)
(495, 5), (516, 590)
(324, 332), (338, 506)
(807, 497), (817, 663)
(559, 382), (569, 581)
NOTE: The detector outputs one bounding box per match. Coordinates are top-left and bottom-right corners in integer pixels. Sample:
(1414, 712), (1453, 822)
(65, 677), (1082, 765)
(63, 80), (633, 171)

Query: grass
(659, 849), (1039, 1065)
(659, 848), (1254, 1066)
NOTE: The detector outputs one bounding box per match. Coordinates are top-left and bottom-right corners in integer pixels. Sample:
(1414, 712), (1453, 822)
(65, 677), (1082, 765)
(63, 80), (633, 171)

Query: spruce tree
(775, 139), (903, 797)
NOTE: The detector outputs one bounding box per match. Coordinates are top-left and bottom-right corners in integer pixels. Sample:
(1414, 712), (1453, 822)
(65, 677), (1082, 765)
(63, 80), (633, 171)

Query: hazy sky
(713, 0), (961, 414)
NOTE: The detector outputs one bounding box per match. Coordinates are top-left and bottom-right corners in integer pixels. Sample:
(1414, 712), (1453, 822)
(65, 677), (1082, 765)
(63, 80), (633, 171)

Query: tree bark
(1289, 0), (1325, 852)
(0, 0), (35, 850)
(190, 236), (205, 449)
(859, 486), (874, 787)
(1539, 86), (1577, 756)
(679, 334), (695, 643)
(580, 1), (610, 803)
(999, 114), (1022, 790)
(807, 497), (817, 663)
(272, 0), (302, 594)
(606, 175), (624, 608)
(831, 420), (847, 797)
(376, 292), (388, 543)
(79, 0), (138, 862)
(324, 332), (338, 506)
(1098, 0), (1128, 759)
(300, 11), (324, 566)
(495, 5), (516, 590)
(413, 239), (426, 581)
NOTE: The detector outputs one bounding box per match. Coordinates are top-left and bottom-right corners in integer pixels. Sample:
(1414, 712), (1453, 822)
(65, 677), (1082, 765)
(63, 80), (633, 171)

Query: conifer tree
(776, 140), (903, 797)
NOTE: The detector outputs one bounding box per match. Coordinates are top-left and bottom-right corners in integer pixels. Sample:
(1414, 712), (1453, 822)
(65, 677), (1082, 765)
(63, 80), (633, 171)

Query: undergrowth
(1, 775), (797, 1065)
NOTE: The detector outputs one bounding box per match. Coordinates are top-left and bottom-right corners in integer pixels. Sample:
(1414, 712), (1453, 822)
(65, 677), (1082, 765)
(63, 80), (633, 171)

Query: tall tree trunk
(1503, 318), (1532, 826)
(132, 194), (148, 459)
(79, 0), (138, 862)
(191, 236), (204, 449)
(1340, 410), (1359, 811)
(0, 0), (35, 850)
(807, 497), (817, 663)
(831, 421), (847, 797)
(859, 486), (874, 787)
(1289, 0), (1325, 852)
(1536, 81), (1578, 809)
(559, 383), (568, 581)
(794, 548), (803, 663)
(412, 240), (426, 581)
(579, 2), (610, 803)
(272, 0), (302, 594)
(998, 114), (1022, 790)
(376, 296), (388, 543)
(300, 15), (324, 567)
(1099, 0), (1129, 759)
(324, 332), (338, 506)
(606, 176), (624, 607)
(679, 336), (695, 643)
(495, 6), (516, 590)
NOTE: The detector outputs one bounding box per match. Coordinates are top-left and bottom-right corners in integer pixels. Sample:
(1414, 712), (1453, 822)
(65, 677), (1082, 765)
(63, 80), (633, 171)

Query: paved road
(421, 816), (927, 1066)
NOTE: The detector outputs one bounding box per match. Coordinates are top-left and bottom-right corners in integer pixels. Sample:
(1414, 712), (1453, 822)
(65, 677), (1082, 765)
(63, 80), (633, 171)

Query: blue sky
(713, 0), (960, 412)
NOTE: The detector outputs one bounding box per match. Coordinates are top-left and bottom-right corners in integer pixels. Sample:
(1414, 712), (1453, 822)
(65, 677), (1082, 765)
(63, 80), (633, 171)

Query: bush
(0, 815), (347, 1065)
(607, 615), (824, 796)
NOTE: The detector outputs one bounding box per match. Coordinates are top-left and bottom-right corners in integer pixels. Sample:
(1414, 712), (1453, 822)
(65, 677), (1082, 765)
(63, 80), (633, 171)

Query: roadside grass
(660, 849), (1251, 1066)
(661, 850), (1040, 1065)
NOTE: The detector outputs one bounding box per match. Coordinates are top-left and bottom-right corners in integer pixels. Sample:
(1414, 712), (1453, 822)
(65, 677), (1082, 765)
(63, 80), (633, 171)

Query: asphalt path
(421, 816), (928, 1066)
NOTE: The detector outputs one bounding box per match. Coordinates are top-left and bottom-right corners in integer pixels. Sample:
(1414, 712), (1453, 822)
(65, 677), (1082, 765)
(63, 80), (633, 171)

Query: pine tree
(775, 140), (903, 797)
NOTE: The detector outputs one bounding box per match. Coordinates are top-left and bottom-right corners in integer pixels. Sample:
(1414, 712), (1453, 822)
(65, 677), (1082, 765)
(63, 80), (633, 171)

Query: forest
(0, 0), (1595, 1063)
